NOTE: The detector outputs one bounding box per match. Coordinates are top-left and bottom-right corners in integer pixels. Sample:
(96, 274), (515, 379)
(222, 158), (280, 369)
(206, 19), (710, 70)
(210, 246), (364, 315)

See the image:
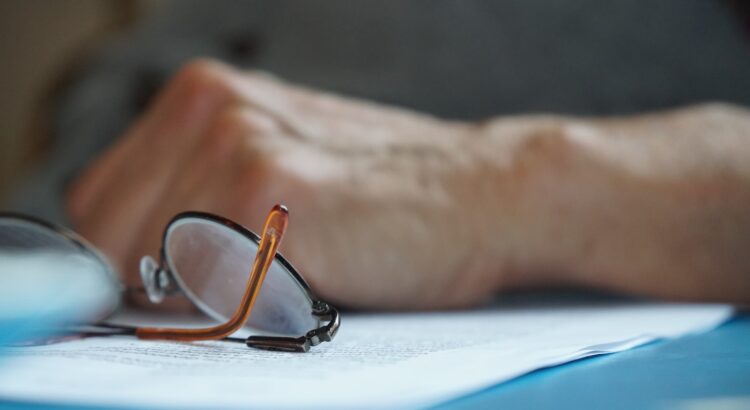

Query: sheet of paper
(0, 300), (732, 409)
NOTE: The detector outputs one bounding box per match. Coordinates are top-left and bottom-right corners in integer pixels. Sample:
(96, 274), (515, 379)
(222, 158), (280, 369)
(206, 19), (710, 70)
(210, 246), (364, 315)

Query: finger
(73, 61), (242, 275)
(124, 106), (284, 284)
(68, 59), (241, 223)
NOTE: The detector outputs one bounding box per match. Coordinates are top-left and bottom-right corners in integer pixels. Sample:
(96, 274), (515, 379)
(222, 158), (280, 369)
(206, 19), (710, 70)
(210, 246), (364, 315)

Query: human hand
(66, 59), (520, 310)
(68, 59), (750, 309)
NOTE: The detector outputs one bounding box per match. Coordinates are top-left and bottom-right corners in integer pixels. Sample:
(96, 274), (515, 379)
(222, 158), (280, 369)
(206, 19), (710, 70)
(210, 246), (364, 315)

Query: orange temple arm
(135, 204), (289, 341)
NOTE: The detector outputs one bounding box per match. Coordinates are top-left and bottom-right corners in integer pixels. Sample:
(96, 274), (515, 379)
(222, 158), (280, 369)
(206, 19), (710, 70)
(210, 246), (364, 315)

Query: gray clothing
(8, 0), (750, 223)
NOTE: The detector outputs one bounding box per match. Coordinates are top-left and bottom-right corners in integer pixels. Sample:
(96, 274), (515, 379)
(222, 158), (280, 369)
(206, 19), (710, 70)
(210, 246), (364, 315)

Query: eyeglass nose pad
(140, 255), (166, 304)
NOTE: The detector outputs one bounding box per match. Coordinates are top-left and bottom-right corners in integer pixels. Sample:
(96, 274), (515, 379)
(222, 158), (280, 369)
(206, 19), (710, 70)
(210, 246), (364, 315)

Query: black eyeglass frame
(0, 212), (124, 307)
(140, 211), (340, 353)
(0, 211), (340, 353)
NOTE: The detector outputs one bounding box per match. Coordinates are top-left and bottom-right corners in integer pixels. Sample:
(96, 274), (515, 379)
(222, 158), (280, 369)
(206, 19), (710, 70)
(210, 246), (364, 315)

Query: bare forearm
(70, 59), (750, 310)
(471, 103), (750, 303)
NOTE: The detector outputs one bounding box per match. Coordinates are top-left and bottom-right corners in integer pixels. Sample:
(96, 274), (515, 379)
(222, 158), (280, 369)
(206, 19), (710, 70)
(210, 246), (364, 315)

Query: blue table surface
(1, 314), (748, 410)
(435, 313), (750, 410)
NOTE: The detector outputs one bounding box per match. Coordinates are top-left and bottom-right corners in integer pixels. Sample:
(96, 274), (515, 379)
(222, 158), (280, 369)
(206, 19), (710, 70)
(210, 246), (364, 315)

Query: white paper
(0, 300), (732, 409)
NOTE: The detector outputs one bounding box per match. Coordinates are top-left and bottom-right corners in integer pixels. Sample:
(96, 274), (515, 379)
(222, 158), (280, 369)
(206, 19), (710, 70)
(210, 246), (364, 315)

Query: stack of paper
(0, 299), (731, 409)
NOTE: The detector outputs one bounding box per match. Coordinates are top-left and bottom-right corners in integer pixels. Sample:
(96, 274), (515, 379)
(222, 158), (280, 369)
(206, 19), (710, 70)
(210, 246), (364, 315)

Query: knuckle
(201, 107), (279, 154)
(170, 59), (236, 108)
(210, 107), (250, 139)
(199, 107), (250, 157)
(241, 110), (281, 134)
(236, 148), (296, 199)
(239, 146), (277, 182)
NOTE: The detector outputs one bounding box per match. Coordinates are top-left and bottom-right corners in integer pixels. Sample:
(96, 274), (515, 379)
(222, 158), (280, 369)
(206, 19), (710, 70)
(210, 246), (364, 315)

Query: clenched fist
(66, 59), (515, 309)
(68, 59), (750, 309)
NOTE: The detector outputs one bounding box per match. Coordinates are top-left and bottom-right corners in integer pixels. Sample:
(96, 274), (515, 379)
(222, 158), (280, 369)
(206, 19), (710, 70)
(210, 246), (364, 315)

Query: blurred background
(0, 0), (161, 203)
(2, 0), (749, 221)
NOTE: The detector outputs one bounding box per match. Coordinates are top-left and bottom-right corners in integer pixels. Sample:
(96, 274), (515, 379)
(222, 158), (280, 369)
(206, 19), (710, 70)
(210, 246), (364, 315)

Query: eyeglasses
(0, 205), (339, 352)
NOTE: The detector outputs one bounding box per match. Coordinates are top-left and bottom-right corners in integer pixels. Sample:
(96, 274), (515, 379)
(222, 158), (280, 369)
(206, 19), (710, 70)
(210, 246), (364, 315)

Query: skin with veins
(67, 59), (750, 310)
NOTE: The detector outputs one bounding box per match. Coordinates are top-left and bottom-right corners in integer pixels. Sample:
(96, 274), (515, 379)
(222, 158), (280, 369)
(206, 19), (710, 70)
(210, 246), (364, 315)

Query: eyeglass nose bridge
(139, 253), (177, 304)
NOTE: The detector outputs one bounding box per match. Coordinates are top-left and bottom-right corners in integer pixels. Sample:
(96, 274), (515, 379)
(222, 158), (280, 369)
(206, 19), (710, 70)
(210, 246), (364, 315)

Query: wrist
(458, 115), (587, 291)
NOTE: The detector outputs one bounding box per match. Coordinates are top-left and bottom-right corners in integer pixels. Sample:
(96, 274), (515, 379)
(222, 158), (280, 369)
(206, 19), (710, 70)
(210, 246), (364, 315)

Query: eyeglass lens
(164, 217), (319, 337)
(0, 219), (81, 252)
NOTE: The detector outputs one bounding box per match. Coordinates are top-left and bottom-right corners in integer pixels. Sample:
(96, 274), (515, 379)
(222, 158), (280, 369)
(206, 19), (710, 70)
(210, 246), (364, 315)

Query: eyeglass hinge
(245, 302), (340, 353)
(306, 302), (340, 346)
